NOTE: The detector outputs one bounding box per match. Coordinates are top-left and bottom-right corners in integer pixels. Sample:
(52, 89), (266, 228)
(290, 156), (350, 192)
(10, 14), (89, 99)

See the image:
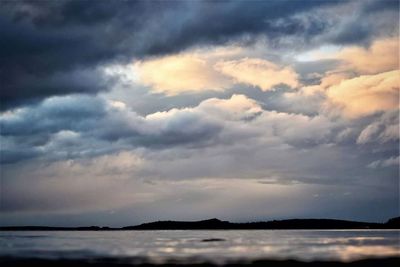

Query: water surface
(1, 230), (399, 264)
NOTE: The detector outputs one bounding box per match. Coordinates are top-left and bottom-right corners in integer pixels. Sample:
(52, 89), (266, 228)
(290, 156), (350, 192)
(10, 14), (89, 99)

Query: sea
(1, 230), (399, 264)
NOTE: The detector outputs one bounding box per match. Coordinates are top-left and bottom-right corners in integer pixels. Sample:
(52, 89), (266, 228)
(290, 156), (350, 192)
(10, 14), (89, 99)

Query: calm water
(0, 230), (399, 263)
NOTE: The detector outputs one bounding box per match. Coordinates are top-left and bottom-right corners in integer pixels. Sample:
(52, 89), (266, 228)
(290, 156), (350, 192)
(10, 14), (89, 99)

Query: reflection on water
(0, 230), (399, 263)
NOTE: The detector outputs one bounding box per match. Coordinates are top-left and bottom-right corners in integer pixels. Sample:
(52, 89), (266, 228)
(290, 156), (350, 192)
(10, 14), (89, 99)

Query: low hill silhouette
(1, 217), (398, 231)
(123, 217), (399, 230)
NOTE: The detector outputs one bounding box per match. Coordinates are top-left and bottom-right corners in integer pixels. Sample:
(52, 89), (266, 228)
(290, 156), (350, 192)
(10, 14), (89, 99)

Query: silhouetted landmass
(123, 217), (399, 230)
(1, 217), (399, 231)
(385, 217), (400, 228)
(0, 226), (113, 231)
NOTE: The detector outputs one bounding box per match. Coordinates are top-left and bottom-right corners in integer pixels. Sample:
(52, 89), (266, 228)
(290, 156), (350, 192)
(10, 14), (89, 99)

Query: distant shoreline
(1, 217), (399, 231)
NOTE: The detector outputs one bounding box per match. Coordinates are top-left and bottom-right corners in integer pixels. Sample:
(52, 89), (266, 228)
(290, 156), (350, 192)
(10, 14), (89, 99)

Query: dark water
(1, 230), (399, 264)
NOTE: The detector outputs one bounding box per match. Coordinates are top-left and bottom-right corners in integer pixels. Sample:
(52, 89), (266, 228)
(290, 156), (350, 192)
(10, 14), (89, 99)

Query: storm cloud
(0, 0), (398, 226)
(0, 0), (362, 109)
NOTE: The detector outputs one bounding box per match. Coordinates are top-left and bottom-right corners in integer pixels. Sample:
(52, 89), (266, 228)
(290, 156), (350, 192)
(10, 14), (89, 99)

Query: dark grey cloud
(2, 0), (396, 110)
(0, 95), (224, 163)
(0, 148), (39, 164)
(0, 95), (105, 137)
(1, 0), (346, 109)
(328, 0), (399, 45)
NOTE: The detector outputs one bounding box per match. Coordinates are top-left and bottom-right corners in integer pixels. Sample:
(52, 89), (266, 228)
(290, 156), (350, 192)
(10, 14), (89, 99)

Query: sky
(0, 0), (399, 227)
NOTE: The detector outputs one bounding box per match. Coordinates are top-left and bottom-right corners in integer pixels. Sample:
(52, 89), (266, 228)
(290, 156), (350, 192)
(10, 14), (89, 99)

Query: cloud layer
(1, 0), (398, 226)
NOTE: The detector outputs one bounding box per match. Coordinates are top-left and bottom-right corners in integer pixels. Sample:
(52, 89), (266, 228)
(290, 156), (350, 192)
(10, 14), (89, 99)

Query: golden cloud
(134, 54), (231, 95)
(289, 37), (399, 119)
(325, 70), (399, 118)
(215, 58), (299, 91)
(134, 47), (300, 95)
(337, 37), (399, 75)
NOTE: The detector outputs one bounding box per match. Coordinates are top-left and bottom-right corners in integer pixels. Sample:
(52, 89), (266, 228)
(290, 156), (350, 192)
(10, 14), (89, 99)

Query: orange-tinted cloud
(290, 37), (399, 119)
(135, 51), (300, 94)
(215, 58), (299, 91)
(325, 70), (399, 118)
(337, 37), (399, 74)
(134, 54), (230, 95)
